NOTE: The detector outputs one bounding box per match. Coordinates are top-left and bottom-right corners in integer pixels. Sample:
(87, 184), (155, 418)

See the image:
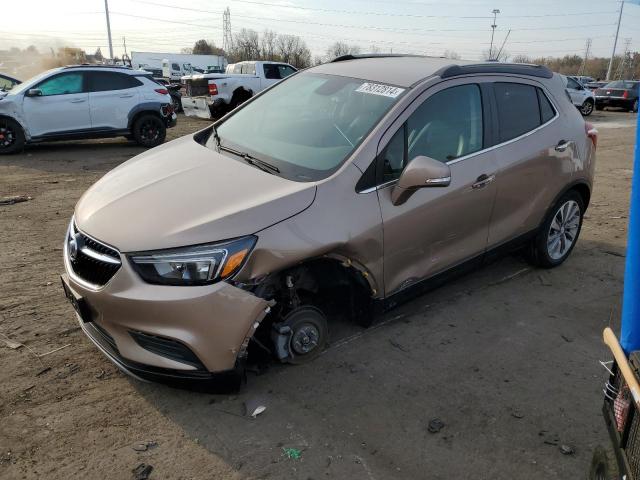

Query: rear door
(22, 71), (90, 137)
(376, 79), (498, 295)
(486, 80), (574, 248)
(87, 71), (141, 130)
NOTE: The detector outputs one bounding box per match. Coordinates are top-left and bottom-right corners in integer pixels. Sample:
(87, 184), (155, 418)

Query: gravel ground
(0, 110), (636, 479)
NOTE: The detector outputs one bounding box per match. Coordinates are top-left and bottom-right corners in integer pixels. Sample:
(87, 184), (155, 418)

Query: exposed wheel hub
(291, 324), (319, 354)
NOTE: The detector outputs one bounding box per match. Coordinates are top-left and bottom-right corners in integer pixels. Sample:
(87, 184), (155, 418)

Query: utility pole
(122, 36), (128, 58)
(615, 37), (632, 79)
(489, 9), (500, 60)
(104, 0), (114, 62)
(580, 38), (592, 76)
(607, 0), (625, 80)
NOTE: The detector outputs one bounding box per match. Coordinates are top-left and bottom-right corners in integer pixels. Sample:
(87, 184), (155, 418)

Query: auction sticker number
(355, 82), (405, 98)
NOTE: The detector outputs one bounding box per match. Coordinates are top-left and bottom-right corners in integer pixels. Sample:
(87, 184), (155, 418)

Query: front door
(22, 71), (90, 137)
(377, 80), (498, 296)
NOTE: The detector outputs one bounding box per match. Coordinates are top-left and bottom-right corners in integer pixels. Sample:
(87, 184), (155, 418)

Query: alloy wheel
(0, 124), (15, 149)
(547, 200), (581, 260)
(140, 120), (160, 142)
(581, 101), (593, 116)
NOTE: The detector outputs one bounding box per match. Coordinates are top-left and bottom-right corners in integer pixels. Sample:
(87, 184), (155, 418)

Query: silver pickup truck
(181, 60), (297, 118)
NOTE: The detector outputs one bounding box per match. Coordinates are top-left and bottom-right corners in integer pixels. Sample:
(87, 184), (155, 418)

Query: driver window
(37, 73), (84, 96)
(407, 84), (483, 163)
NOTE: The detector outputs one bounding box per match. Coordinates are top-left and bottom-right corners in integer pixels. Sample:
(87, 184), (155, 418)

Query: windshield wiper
(218, 144), (280, 174)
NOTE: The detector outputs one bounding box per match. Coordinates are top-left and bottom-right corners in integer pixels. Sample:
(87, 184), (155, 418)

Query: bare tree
(180, 47), (193, 54)
(260, 30), (278, 61)
(512, 54), (532, 64)
(231, 29), (261, 61)
(325, 42), (361, 61)
(482, 48), (510, 62)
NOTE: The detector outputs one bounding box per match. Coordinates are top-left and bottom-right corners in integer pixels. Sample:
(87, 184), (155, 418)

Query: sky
(2, 0), (640, 61)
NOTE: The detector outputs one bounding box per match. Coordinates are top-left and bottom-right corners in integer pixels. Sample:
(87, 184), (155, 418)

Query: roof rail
(62, 64), (133, 70)
(331, 53), (427, 63)
(437, 63), (553, 79)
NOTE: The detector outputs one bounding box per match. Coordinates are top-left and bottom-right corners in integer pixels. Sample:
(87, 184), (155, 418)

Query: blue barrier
(620, 110), (640, 354)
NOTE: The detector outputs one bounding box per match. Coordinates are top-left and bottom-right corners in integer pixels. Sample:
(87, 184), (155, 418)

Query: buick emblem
(68, 233), (83, 262)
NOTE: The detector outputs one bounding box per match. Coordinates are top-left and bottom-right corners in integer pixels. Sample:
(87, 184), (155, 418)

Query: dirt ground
(0, 110), (637, 480)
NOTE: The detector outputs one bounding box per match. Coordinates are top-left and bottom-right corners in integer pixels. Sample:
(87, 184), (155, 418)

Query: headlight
(129, 236), (256, 286)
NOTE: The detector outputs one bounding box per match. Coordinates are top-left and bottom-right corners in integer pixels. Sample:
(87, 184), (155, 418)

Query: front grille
(67, 223), (121, 287)
(130, 330), (206, 370)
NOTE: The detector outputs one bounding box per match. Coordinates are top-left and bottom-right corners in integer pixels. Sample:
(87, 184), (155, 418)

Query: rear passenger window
(494, 83), (540, 143)
(538, 89), (556, 124)
(88, 72), (141, 92)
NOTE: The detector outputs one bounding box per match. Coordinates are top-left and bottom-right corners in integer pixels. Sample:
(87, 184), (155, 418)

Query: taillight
(155, 88), (169, 95)
(208, 83), (218, 95)
(623, 90), (629, 99)
(585, 121), (598, 150)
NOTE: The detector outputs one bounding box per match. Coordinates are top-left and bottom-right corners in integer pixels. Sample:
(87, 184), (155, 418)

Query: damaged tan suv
(61, 55), (597, 389)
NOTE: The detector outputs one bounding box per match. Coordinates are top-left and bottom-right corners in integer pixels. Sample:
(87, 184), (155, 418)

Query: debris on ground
(560, 334), (573, 343)
(0, 195), (32, 206)
(428, 418), (445, 433)
(132, 463), (153, 480)
(35, 367), (51, 376)
(388, 339), (409, 352)
(244, 397), (268, 418)
(132, 441), (158, 452)
(56, 363), (80, 379)
(538, 274), (552, 287)
(602, 249), (625, 258)
(38, 343), (71, 357)
(282, 447), (302, 460)
(559, 444), (575, 455)
(1, 336), (23, 349)
(511, 410), (525, 419)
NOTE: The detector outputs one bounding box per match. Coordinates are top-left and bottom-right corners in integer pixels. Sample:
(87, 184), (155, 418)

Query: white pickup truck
(181, 60), (297, 119)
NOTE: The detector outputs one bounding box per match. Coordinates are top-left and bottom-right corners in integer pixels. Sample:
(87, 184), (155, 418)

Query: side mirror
(26, 88), (43, 97)
(391, 155), (451, 206)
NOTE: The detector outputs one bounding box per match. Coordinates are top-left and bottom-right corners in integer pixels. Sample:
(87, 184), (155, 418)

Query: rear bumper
(595, 96), (633, 108)
(181, 96), (228, 119)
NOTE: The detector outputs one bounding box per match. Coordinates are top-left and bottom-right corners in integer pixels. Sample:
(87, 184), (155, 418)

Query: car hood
(75, 135), (317, 252)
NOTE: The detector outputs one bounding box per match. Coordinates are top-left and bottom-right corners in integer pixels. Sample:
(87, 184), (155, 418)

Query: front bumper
(62, 238), (271, 387)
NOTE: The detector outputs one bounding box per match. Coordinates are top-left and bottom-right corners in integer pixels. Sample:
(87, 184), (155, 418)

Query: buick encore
(61, 55), (597, 388)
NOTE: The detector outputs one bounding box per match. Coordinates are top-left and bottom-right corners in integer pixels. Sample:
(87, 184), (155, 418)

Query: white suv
(0, 65), (177, 154)
(562, 75), (595, 116)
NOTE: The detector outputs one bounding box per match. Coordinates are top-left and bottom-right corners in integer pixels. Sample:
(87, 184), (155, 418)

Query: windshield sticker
(355, 82), (405, 98)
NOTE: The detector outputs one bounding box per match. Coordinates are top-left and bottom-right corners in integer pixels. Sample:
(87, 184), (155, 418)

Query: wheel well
(252, 258), (375, 326)
(231, 88), (252, 101)
(571, 183), (591, 210)
(0, 115), (25, 132)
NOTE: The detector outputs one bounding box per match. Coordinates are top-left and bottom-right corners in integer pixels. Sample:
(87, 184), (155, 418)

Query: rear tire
(0, 117), (25, 155)
(580, 99), (594, 116)
(526, 190), (584, 269)
(132, 114), (166, 148)
(588, 446), (620, 480)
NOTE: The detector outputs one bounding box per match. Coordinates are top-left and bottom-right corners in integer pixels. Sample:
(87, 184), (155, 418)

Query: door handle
(69, 99), (86, 103)
(555, 140), (572, 152)
(119, 94), (134, 98)
(472, 174), (495, 189)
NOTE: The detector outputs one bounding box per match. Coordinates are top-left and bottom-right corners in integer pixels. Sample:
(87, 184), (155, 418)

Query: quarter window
(494, 82), (541, 143)
(36, 73), (84, 96)
(538, 88), (556, 124)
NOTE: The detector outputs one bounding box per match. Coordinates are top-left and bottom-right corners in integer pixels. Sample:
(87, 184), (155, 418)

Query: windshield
(8, 69), (57, 94)
(213, 72), (405, 181)
(605, 81), (639, 89)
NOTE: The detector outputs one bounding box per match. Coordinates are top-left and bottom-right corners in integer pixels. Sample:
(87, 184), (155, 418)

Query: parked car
(0, 65), (177, 154)
(61, 56), (596, 389)
(153, 78), (182, 112)
(585, 81), (608, 92)
(0, 73), (20, 91)
(181, 60), (297, 118)
(563, 75), (595, 116)
(571, 75), (594, 86)
(595, 80), (639, 112)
